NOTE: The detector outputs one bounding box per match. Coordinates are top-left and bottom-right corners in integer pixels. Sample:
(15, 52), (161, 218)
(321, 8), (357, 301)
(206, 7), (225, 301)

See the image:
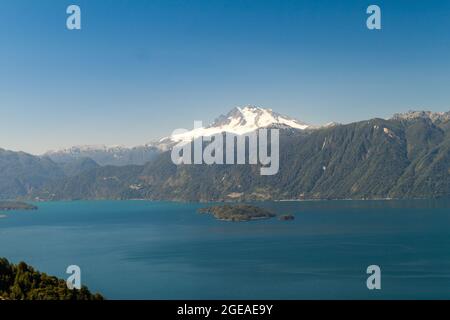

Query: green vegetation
(198, 205), (276, 221)
(0, 258), (103, 300)
(0, 148), (65, 200)
(31, 116), (449, 201)
(0, 201), (37, 211)
(60, 157), (100, 177)
(2, 114), (450, 201)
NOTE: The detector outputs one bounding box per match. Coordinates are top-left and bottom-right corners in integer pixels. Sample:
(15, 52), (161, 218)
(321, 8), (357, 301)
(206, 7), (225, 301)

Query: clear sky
(1, 0), (450, 154)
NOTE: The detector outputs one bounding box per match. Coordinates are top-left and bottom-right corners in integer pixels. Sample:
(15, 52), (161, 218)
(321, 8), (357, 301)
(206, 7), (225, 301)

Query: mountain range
(44, 144), (160, 166)
(44, 106), (316, 158)
(1, 106), (449, 201)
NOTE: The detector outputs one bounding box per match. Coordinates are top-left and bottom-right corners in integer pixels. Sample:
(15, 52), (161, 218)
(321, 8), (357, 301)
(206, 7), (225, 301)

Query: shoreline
(27, 196), (449, 204)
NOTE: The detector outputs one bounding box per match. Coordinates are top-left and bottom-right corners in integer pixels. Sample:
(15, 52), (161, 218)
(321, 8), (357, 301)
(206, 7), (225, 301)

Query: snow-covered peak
(210, 105), (310, 132)
(47, 106), (318, 156)
(155, 106), (311, 149)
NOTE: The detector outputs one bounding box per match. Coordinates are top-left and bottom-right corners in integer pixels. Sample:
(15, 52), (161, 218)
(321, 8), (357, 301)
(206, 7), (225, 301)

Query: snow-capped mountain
(211, 106), (311, 132)
(152, 105), (313, 151)
(45, 106), (318, 162)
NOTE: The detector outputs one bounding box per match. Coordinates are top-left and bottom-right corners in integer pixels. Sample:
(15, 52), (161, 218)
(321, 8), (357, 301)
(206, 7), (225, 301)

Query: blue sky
(1, 0), (450, 154)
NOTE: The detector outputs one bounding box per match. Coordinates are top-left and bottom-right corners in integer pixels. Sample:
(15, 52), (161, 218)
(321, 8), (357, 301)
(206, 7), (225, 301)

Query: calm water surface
(1, 199), (450, 299)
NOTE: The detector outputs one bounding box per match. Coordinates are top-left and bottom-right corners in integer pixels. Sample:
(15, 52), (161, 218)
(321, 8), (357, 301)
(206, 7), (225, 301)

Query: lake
(1, 199), (450, 299)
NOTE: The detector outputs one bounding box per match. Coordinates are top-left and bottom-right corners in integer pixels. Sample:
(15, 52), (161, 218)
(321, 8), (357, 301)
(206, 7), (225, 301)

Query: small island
(278, 214), (295, 221)
(0, 201), (38, 211)
(198, 204), (276, 222)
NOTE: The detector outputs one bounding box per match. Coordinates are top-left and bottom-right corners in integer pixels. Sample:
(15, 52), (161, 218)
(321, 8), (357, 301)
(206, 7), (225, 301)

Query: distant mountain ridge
(1, 107), (449, 201)
(0, 148), (64, 199)
(44, 106), (315, 158)
(29, 109), (450, 201)
(392, 110), (450, 123)
(44, 144), (159, 166)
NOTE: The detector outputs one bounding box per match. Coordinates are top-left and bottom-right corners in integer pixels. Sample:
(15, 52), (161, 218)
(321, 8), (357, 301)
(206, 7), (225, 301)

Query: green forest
(0, 258), (103, 300)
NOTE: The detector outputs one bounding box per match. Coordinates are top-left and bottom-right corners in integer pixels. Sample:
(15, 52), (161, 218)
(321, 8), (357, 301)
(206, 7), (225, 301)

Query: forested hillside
(30, 115), (450, 201)
(0, 258), (103, 300)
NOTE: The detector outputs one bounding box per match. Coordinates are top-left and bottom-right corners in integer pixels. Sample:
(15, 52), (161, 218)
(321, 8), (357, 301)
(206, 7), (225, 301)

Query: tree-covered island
(198, 204), (277, 222)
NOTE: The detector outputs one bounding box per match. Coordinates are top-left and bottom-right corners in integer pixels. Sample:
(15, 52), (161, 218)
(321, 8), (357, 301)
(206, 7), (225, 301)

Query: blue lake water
(1, 199), (450, 299)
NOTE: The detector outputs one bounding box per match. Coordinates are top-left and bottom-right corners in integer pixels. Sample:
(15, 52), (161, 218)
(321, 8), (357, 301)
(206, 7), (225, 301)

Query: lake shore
(0, 201), (38, 211)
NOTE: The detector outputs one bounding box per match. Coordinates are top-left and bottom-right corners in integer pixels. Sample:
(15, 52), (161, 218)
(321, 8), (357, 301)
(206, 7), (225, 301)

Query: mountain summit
(210, 106), (311, 132)
(153, 105), (311, 150)
(45, 106), (312, 160)
(28, 110), (450, 201)
(3, 108), (450, 201)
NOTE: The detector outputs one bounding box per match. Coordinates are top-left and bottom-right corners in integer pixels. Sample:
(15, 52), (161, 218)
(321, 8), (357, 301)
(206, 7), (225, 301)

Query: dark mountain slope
(60, 157), (100, 177)
(36, 165), (143, 200)
(32, 116), (450, 201)
(0, 149), (65, 199)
